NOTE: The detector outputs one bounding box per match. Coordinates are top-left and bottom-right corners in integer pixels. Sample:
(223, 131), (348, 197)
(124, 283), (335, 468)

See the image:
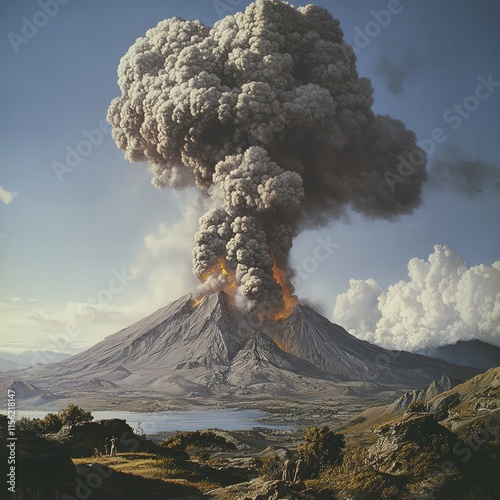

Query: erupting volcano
(22, 291), (478, 397)
(193, 255), (298, 321)
(107, 0), (427, 322)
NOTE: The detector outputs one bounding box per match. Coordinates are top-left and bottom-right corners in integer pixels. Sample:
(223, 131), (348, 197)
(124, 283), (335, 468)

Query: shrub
(17, 403), (93, 435)
(160, 430), (236, 460)
(297, 426), (345, 477)
(58, 403), (94, 425)
(313, 445), (406, 499)
(40, 412), (63, 433)
(435, 393), (461, 421)
(17, 416), (44, 435)
(407, 400), (428, 413)
(260, 452), (283, 480)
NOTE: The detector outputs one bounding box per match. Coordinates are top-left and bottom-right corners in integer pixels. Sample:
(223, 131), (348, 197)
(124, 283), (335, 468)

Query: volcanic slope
(17, 292), (477, 397)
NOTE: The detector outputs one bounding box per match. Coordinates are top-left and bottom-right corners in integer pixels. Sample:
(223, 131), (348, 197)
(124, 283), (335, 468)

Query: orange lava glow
(271, 259), (298, 321)
(192, 257), (297, 321)
(192, 258), (237, 308)
(191, 296), (206, 308)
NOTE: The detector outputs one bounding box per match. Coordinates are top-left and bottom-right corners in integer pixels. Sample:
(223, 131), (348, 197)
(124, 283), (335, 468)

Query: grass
(73, 452), (245, 494)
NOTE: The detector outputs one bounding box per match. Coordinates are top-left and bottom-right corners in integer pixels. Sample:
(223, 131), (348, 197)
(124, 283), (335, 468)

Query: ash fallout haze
(0, 0), (499, 356)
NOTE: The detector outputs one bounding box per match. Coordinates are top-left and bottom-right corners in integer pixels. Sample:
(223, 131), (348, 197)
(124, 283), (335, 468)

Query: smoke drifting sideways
(333, 245), (500, 351)
(427, 158), (500, 198)
(107, 0), (426, 319)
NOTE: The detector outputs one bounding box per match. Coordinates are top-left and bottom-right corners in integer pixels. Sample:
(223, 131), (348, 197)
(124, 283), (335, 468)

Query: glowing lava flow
(271, 260), (298, 321)
(192, 257), (297, 321)
(191, 258), (237, 307)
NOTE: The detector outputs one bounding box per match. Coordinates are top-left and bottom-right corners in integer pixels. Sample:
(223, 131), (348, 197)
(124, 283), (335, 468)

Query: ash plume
(108, 0), (426, 318)
(428, 159), (500, 197)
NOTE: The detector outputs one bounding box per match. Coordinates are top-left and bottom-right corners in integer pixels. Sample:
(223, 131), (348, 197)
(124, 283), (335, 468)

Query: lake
(15, 409), (289, 434)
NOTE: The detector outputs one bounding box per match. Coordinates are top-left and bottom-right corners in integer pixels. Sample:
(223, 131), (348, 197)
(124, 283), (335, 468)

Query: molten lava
(192, 257), (297, 321)
(271, 260), (298, 321)
(192, 258), (237, 308)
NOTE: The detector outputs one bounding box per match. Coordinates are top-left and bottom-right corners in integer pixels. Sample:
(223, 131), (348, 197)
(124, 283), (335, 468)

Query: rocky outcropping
(205, 479), (331, 500)
(368, 412), (457, 474)
(388, 373), (458, 412)
(427, 367), (500, 431)
(49, 419), (158, 457)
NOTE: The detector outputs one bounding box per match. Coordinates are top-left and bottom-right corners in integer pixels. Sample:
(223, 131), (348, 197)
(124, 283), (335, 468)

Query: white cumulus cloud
(332, 245), (500, 351)
(0, 185), (18, 205)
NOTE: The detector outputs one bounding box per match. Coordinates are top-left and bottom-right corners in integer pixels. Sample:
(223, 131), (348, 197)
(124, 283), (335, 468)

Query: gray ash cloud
(108, 0), (426, 317)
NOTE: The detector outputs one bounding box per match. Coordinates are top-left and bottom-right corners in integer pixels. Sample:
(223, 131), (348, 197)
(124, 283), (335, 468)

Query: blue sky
(1, 0), (499, 353)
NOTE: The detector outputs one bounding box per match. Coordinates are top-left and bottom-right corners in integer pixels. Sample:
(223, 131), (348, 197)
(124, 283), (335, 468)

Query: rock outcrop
(388, 373), (458, 412)
(427, 367), (500, 430)
(49, 419), (158, 457)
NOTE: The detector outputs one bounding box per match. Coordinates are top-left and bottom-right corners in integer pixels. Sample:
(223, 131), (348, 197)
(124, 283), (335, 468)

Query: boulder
(49, 418), (158, 457)
(368, 413), (457, 474)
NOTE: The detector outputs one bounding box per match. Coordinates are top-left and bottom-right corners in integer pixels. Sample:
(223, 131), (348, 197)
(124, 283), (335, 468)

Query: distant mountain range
(417, 340), (500, 372)
(0, 350), (73, 372)
(3, 292), (480, 399)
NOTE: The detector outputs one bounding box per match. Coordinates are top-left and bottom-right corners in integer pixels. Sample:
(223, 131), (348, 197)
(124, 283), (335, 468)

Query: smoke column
(108, 0), (426, 318)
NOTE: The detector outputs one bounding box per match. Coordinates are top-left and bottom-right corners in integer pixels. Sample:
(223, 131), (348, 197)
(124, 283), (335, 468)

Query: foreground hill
(6, 292), (478, 398)
(340, 367), (500, 440)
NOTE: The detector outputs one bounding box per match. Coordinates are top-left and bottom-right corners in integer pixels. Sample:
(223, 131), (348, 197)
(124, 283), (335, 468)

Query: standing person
(282, 459), (294, 481)
(293, 458), (305, 481)
(104, 437), (109, 456)
(110, 436), (117, 457)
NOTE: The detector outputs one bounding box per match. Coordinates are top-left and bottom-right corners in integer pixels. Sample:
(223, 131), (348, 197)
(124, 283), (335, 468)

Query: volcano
(17, 292), (479, 398)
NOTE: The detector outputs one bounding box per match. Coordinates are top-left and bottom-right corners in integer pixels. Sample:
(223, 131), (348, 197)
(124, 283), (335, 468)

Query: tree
(58, 403), (94, 425)
(297, 426), (345, 477)
(160, 430), (235, 459)
(17, 417), (44, 435)
(15, 403), (93, 435)
(40, 412), (63, 433)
